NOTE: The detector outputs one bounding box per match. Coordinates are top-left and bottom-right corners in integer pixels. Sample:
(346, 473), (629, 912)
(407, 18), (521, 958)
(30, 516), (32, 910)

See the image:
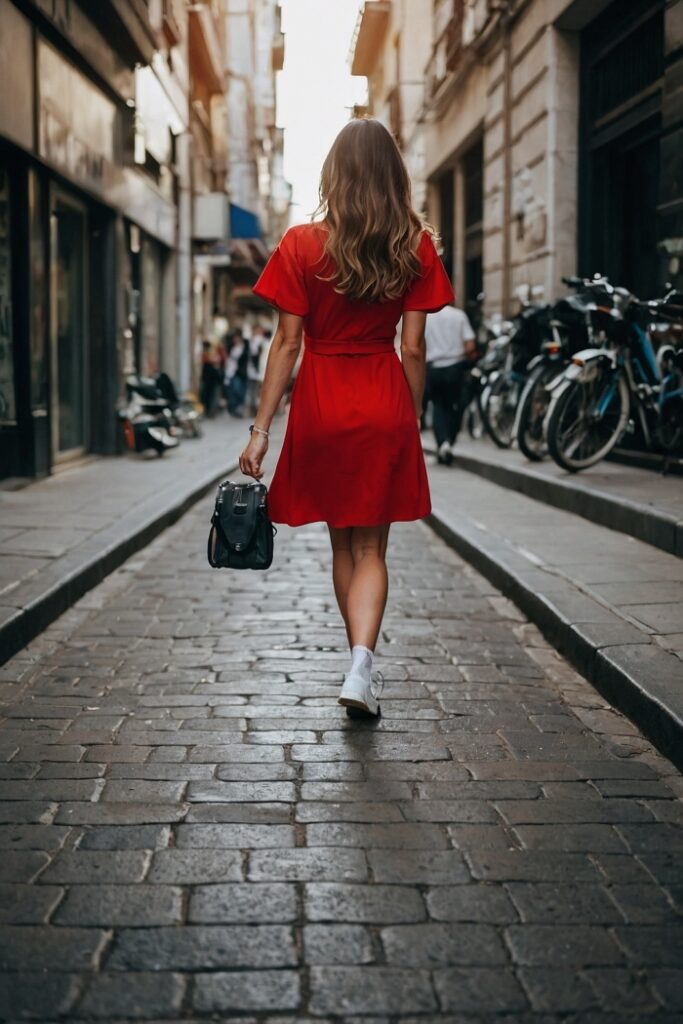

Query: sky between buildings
(278, 0), (368, 226)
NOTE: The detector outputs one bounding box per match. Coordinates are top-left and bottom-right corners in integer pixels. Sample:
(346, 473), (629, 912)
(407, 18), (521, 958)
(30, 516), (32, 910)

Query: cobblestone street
(1, 491), (682, 1021)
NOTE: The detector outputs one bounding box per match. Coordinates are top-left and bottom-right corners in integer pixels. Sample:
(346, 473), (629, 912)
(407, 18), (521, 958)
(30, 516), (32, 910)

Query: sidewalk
(426, 460), (683, 770)
(0, 485), (681, 1020)
(426, 435), (683, 556)
(0, 416), (260, 665)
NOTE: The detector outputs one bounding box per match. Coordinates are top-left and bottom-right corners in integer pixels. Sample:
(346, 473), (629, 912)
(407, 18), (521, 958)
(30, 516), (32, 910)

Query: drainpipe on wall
(176, 131), (193, 394)
(500, 1), (513, 316)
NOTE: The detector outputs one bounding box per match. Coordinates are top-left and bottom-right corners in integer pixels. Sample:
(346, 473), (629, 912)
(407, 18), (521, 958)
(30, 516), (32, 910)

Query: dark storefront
(0, 0), (178, 482)
(579, 0), (682, 298)
(462, 136), (484, 327)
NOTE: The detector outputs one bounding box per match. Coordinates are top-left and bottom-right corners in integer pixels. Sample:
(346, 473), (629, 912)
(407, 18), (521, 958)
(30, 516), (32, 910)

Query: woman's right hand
(239, 432), (269, 480)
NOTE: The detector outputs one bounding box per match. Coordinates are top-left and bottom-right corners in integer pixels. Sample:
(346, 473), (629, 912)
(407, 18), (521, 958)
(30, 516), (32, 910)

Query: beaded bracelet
(249, 424), (269, 438)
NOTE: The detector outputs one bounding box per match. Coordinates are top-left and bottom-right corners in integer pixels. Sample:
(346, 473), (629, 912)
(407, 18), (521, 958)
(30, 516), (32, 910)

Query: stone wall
(423, 0), (583, 314)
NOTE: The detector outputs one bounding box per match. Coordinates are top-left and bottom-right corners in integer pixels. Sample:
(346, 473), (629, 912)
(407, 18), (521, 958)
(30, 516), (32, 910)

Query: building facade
(0, 0), (288, 482)
(351, 0), (683, 323)
(0, 0), (196, 481)
(350, 0), (433, 215)
(213, 0), (291, 327)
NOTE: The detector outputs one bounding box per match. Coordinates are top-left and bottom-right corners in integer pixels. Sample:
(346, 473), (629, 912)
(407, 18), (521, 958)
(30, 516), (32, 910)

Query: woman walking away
(239, 118), (453, 715)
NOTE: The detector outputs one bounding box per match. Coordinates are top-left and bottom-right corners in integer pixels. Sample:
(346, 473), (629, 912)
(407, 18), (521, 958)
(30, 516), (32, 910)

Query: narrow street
(1, 484), (682, 1020)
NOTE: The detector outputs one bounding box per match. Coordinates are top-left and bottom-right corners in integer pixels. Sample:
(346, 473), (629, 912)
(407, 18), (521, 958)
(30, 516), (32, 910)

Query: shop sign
(38, 38), (117, 198)
(36, 38), (176, 248)
(0, 0), (34, 152)
(0, 167), (16, 425)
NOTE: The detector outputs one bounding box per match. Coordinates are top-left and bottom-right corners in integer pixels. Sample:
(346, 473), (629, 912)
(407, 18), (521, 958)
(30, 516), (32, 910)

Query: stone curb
(428, 445), (683, 558)
(0, 455), (240, 666)
(426, 506), (683, 773)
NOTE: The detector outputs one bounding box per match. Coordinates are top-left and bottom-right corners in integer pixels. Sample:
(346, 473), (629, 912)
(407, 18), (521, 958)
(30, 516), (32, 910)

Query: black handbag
(207, 480), (276, 570)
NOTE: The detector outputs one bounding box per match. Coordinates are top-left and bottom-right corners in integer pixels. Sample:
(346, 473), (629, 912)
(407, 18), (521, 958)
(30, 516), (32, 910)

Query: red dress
(252, 223), (454, 528)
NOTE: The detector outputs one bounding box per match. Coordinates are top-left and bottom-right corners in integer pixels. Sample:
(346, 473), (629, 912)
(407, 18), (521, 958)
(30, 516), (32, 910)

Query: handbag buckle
(233, 486), (248, 515)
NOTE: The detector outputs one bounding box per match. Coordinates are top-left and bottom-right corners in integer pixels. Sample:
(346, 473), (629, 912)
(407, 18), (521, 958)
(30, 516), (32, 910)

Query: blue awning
(230, 202), (262, 239)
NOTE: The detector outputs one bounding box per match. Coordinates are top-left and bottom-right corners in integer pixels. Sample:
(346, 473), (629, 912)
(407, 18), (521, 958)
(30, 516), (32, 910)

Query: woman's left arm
(400, 310), (428, 418)
(239, 311), (303, 479)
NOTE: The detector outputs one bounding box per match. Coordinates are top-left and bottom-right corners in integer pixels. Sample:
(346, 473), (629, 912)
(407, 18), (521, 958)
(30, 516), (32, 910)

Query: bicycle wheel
(466, 398), (484, 439)
(658, 369), (683, 453)
(516, 363), (559, 461)
(547, 368), (630, 472)
(481, 373), (521, 449)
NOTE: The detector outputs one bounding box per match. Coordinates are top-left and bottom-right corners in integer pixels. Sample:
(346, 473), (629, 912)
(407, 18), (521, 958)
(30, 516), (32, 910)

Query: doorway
(462, 136), (483, 328)
(579, 0), (664, 297)
(588, 120), (661, 297)
(50, 191), (88, 461)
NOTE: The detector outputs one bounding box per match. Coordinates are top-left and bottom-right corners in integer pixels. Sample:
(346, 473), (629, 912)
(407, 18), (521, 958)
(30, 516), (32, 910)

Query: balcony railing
(446, 1), (465, 72)
(425, 0), (491, 100)
(189, 2), (224, 95)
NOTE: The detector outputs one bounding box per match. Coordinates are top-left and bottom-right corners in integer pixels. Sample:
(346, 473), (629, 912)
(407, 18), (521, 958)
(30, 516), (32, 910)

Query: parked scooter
(125, 373), (202, 439)
(118, 398), (179, 456)
(118, 371), (193, 457)
(155, 373), (203, 439)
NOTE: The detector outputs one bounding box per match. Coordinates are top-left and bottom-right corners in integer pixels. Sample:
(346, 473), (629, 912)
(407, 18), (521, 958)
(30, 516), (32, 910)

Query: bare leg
(346, 524), (391, 651)
(328, 526), (353, 646)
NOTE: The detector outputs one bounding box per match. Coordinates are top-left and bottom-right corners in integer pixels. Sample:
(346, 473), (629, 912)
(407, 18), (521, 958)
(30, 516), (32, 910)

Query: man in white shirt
(424, 303), (476, 464)
(245, 325), (268, 415)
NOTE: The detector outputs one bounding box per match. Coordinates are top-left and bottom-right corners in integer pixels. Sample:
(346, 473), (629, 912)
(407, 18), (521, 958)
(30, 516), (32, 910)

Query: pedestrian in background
(224, 328), (249, 417)
(199, 340), (222, 418)
(424, 302), (476, 464)
(239, 118), (453, 716)
(246, 325), (267, 415)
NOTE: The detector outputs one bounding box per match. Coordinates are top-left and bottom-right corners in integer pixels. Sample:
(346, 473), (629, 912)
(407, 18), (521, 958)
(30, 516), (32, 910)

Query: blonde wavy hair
(313, 118), (429, 303)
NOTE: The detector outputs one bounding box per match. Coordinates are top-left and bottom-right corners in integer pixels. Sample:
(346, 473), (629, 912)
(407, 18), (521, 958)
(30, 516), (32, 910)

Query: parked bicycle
(515, 275), (616, 461)
(545, 288), (683, 472)
(480, 287), (550, 449)
(464, 312), (514, 441)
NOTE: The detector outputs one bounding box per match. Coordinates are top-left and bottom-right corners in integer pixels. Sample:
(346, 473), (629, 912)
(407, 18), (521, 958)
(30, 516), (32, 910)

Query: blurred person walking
(424, 302), (476, 464)
(199, 340), (223, 418)
(246, 325), (268, 415)
(238, 118), (453, 715)
(224, 328), (249, 417)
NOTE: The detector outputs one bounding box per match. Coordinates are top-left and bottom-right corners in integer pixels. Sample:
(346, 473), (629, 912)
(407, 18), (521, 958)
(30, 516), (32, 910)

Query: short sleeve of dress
(253, 227), (309, 316)
(402, 233), (455, 313)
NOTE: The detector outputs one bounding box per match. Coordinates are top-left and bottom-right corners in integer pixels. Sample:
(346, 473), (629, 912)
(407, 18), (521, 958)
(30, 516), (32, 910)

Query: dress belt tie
(304, 335), (396, 356)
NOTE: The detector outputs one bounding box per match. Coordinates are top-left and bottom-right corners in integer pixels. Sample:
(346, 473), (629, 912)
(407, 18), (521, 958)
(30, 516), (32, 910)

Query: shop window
(141, 236), (162, 377)
(28, 170), (48, 412)
(579, 0), (664, 298)
(0, 165), (16, 424)
(586, 0), (663, 125)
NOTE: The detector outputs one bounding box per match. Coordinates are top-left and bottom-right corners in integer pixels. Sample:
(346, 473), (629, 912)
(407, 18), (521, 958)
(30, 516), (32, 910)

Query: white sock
(350, 644), (373, 681)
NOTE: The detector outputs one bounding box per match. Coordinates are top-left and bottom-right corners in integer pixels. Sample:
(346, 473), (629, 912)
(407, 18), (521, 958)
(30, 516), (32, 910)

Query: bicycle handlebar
(562, 274), (613, 292)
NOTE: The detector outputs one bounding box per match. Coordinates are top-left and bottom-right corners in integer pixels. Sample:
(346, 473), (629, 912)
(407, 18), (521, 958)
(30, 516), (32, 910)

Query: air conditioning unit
(193, 192), (229, 241)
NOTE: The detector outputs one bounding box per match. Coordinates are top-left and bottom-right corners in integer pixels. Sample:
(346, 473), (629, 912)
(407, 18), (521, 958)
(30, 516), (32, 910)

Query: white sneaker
(437, 440), (453, 465)
(338, 669), (384, 716)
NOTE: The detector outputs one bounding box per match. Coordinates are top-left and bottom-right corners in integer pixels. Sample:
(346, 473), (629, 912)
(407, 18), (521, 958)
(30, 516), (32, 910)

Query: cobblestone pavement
(0, 493), (682, 1022)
